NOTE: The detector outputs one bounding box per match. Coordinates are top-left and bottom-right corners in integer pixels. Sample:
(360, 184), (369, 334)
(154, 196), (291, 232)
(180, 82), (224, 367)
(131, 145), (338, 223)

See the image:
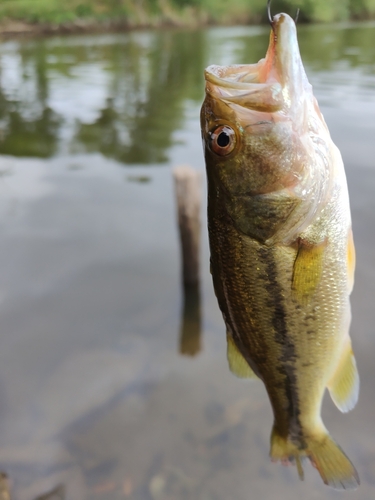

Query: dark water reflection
(0, 21), (373, 500)
(179, 284), (201, 357)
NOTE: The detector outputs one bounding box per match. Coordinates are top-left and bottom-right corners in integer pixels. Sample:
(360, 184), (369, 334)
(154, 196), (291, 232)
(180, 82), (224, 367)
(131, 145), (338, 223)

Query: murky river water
(0, 20), (374, 500)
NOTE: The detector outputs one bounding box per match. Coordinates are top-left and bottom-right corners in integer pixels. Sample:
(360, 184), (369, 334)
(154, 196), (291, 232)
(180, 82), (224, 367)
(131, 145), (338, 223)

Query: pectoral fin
(227, 333), (258, 379)
(327, 341), (359, 413)
(292, 239), (326, 304)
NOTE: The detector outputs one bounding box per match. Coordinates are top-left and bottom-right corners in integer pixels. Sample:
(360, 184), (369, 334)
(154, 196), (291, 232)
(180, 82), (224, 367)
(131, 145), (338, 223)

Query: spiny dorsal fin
(327, 341), (359, 413)
(292, 238), (327, 304)
(227, 333), (258, 379)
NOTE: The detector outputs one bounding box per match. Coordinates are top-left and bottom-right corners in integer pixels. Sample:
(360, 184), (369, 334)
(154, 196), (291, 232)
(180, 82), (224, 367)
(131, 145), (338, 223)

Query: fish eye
(210, 125), (236, 156)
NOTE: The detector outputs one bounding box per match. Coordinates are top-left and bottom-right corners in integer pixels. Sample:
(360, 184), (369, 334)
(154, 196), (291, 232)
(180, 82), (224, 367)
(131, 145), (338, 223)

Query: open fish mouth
(204, 13), (309, 114)
(205, 65), (284, 113)
(205, 64), (263, 88)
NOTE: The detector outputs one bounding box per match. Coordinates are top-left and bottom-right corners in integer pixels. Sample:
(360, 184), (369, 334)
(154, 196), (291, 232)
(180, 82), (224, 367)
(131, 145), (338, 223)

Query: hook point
(267, 0), (273, 26)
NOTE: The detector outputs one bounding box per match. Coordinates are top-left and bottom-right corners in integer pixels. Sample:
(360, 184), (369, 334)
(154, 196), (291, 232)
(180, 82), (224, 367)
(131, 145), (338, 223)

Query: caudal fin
(270, 427), (359, 490)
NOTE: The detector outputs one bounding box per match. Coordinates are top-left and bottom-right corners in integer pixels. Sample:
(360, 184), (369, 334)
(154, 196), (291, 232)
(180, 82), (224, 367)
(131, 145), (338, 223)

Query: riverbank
(0, 0), (375, 37)
(0, 18), (133, 37)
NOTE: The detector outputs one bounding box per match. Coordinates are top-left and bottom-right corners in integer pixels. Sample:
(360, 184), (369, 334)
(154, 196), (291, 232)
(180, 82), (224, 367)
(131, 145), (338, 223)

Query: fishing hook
(267, 0), (273, 26)
(267, 0), (300, 27)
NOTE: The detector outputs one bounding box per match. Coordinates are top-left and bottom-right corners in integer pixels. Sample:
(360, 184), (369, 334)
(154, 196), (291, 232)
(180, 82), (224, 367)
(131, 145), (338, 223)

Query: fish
(200, 11), (360, 490)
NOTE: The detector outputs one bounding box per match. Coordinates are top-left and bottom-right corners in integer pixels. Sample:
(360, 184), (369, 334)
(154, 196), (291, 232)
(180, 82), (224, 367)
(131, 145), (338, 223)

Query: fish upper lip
(205, 64), (262, 90)
(205, 66), (284, 113)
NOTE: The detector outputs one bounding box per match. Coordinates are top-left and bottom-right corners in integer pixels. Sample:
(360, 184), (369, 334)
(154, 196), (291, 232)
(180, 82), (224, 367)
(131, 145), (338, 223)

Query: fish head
(201, 13), (331, 237)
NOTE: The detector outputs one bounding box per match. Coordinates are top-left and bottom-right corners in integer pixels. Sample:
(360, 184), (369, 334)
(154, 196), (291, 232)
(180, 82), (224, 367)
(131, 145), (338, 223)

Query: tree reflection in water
(0, 24), (374, 163)
(74, 30), (207, 164)
(0, 42), (61, 157)
(0, 30), (207, 164)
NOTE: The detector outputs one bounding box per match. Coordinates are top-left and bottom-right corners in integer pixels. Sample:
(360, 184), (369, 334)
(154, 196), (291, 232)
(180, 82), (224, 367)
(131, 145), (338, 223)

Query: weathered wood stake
(173, 165), (202, 287)
(179, 283), (201, 356)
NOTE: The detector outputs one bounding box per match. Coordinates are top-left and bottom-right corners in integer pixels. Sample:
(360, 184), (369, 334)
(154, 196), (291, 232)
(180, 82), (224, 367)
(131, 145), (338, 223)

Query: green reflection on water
(297, 22), (375, 70)
(0, 22), (374, 164)
(75, 31), (207, 163)
(0, 42), (61, 157)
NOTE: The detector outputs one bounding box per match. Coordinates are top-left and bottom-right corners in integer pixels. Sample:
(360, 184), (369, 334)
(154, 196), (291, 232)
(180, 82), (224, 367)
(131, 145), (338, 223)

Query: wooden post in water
(179, 284), (201, 356)
(173, 165), (202, 356)
(173, 165), (202, 287)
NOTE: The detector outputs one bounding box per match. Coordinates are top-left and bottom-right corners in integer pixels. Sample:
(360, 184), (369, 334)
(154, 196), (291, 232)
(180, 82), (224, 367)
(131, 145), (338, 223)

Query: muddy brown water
(0, 21), (374, 500)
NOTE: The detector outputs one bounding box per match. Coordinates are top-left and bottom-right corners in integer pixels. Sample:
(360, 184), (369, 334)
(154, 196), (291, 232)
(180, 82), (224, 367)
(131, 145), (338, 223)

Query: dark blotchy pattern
(258, 246), (306, 449)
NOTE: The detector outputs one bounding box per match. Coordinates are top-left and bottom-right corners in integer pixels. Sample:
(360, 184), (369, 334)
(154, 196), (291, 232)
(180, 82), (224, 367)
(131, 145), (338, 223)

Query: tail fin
(270, 427), (359, 490)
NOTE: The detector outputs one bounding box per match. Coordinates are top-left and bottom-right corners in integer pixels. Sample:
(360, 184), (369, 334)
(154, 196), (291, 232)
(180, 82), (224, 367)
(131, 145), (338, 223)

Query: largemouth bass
(200, 12), (359, 489)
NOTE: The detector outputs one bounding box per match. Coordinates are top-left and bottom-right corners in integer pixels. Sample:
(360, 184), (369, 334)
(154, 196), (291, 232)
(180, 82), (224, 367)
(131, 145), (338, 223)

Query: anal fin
(327, 341), (359, 413)
(227, 333), (258, 379)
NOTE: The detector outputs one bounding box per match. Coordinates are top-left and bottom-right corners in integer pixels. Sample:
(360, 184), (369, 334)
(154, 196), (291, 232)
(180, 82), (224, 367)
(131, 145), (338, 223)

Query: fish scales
(201, 11), (359, 489)
(210, 203), (347, 432)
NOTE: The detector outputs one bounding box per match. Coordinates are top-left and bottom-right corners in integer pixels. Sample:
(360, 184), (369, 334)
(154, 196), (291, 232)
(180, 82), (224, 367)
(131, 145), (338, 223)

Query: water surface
(0, 21), (374, 500)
